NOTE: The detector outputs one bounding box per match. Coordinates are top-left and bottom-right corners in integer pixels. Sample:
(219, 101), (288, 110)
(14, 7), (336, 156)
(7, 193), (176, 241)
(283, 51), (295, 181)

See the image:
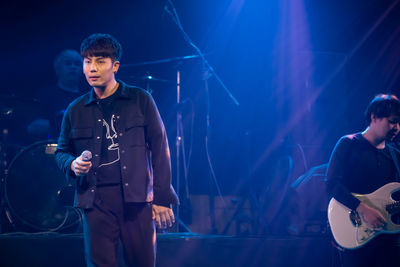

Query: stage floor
(0, 232), (338, 267)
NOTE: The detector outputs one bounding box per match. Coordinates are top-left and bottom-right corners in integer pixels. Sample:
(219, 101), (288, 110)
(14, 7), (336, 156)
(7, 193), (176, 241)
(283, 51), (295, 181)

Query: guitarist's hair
(365, 94), (400, 124)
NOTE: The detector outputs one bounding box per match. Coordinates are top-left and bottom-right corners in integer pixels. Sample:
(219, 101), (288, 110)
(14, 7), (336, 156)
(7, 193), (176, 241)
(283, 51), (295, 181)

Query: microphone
(81, 150), (92, 162)
(78, 150), (92, 186)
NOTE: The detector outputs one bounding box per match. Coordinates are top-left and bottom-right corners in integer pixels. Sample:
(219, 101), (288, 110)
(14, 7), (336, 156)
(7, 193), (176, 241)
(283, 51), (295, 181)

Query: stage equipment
(0, 94), (29, 232)
(0, 94), (51, 149)
(4, 141), (81, 232)
(221, 132), (261, 235)
(164, 0), (240, 234)
(164, 1), (239, 106)
(129, 74), (174, 94)
(173, 63), (197, 232)
(288, 164), (329, 235)
(121, 54), (203, 68)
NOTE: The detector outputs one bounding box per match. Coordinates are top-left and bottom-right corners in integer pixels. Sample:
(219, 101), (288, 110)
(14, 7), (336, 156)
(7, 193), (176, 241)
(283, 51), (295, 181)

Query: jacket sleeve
(55, 105), (77, 181)
(326, 137), (360, 210)
(142, 92), (179, 206)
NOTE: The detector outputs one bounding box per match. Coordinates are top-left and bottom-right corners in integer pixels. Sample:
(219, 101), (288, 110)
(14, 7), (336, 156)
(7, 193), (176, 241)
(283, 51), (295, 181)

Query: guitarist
(326, 94), (400, 267)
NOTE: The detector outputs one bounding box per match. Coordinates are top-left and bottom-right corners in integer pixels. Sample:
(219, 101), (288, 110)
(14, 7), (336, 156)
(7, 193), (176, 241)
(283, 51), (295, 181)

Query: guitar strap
(388, 143), (400, 182)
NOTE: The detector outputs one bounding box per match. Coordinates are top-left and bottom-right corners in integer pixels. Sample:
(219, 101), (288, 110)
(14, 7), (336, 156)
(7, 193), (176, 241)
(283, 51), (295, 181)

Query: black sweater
(326, 133), (399, 210)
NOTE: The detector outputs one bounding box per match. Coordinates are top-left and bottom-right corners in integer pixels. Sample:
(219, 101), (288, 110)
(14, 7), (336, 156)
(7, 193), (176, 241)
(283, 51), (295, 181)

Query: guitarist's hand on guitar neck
(356, 202), (386, 230)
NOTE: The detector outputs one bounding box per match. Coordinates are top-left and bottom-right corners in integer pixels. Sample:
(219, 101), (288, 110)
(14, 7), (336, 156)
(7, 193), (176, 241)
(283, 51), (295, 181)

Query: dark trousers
(340, 234), (400, 267)
(82, 185), (155, 267)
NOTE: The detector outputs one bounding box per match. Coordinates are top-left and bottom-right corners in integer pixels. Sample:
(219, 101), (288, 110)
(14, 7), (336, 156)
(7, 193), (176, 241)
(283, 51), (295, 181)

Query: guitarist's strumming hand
(356, 202), (386, 230)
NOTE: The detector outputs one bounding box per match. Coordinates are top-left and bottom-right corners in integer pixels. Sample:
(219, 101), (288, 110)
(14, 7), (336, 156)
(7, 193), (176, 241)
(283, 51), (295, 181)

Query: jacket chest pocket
(125, 118), (146, 147)
(70, 127), (93, 153)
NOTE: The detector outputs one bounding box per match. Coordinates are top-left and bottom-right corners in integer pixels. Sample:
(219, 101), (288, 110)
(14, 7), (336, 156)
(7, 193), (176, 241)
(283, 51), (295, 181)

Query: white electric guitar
(328, 182), (400, 249)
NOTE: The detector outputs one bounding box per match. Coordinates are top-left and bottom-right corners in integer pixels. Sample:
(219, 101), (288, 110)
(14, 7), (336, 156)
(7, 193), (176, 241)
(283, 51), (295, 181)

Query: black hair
(80, 33), (122, 61)
(365, 94), (400, 124)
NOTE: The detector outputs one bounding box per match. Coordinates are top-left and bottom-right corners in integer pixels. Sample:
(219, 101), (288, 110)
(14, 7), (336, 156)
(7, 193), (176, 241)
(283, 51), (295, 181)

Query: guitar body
(328, 182), (400, 249)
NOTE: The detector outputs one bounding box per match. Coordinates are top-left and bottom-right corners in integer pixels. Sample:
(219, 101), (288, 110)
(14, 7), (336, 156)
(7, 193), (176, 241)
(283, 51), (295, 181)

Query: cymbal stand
(174, 66), (192, 233)
(0, 128), (16, 233)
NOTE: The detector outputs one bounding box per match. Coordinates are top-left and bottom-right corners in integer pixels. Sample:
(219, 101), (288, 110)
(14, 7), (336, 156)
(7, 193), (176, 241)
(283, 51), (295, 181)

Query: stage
(0, 232), (338, 267)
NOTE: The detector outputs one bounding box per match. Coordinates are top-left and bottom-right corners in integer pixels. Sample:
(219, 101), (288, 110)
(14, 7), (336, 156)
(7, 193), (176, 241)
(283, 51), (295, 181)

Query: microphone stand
(165, 0), (240, 233)
(164, 0), (240, 107)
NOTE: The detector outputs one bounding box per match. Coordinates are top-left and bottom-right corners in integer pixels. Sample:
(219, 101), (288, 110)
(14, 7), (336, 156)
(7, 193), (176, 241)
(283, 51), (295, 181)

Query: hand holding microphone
(71, 150), (92, 176)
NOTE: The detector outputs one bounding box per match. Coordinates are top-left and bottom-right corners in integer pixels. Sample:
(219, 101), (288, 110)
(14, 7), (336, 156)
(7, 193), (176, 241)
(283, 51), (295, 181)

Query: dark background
(2, 0), (400, 229)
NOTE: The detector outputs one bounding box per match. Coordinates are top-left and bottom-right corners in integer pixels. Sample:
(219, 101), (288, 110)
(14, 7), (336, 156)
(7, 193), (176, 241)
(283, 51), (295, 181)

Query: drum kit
(0, 94), (82, 233)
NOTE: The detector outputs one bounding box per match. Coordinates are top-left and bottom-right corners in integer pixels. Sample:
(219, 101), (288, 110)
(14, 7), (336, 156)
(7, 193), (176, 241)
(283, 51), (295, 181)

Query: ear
(370, 113), (376, 122)
(113, 61), (120, 73)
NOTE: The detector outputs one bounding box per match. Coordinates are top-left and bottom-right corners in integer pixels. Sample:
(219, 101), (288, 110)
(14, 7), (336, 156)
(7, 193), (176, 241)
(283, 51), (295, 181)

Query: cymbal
(121, 54), (202, 68)
(0, 94), (44, 119)
(0, 94), (50, 146)
(0, 94), (42, 117)
(129, 75), (173, 84)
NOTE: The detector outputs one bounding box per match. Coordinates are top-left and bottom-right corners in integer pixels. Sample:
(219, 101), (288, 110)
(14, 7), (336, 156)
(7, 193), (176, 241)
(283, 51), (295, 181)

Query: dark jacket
(55, 80), (178, 209)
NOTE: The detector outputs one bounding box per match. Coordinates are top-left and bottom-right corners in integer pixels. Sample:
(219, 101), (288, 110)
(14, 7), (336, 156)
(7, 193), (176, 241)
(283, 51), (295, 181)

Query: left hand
(152, 204), (175, 229)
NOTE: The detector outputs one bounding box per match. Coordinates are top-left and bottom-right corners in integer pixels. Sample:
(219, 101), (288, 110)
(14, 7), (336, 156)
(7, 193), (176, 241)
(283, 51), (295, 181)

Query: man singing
(55, 33), (178, 266)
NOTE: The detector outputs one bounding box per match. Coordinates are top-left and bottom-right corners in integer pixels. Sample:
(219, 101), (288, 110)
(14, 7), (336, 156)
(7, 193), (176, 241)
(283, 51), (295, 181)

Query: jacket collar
(84, 80), (131, 105)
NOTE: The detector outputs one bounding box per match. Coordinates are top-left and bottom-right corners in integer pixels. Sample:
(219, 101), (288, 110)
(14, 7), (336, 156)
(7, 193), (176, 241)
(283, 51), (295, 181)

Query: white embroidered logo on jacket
(98, 114), (120, 168)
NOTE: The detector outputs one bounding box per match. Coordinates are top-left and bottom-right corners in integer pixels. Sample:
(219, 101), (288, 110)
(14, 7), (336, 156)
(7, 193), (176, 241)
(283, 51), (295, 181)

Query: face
(373, 114), (400, 141)
(83, 56), (119, 89)
(55, 51), (82, 83)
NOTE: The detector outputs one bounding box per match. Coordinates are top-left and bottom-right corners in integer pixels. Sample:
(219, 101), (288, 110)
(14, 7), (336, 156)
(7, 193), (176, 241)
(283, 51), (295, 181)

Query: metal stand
(203, 67), (218, 234)
(174, 67), (192, 233)
(221, 132), (260, 235)
(0, 129), (16, 233)
(164, 0), (240, 234)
